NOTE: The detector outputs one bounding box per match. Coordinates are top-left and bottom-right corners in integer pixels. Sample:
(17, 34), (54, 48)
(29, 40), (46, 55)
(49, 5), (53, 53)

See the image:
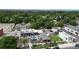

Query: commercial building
(21, 29), (50, 43)
(15, 23), (30, 31)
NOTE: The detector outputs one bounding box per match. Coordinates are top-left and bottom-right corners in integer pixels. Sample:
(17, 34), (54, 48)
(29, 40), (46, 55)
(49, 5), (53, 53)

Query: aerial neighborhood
(0, 10), (79, 49)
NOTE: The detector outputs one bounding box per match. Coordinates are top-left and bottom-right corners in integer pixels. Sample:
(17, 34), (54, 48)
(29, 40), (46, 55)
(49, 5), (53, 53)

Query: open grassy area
(32, 44), (52, 49)
(49, 35), (62, 43)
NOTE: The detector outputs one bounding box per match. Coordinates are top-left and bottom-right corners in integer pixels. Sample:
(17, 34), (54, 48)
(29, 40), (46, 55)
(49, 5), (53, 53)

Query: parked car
(75, 44), (79, 47)
(50, 30), (53, 32)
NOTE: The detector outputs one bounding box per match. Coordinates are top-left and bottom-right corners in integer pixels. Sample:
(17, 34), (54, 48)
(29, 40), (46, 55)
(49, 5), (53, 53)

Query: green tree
(0, 36), (17, 49)
(69, 20), (78, 26)
(45, 21), (53, 29)
(20, 37), (28, 46)
(57, 20), (64, 28)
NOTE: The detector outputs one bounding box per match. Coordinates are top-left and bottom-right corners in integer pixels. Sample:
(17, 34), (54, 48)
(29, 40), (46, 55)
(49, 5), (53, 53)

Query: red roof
(0, 29), (3, 36)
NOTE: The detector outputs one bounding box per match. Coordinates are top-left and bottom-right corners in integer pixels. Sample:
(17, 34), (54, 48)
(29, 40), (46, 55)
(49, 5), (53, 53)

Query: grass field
(32, 44), (51, 49)
(49, 35), (62, 42)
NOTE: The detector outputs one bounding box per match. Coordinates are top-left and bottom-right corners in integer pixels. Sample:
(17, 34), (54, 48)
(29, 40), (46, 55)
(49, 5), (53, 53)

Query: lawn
(49, 35), (62, 42)
(32, 44), (52, 49)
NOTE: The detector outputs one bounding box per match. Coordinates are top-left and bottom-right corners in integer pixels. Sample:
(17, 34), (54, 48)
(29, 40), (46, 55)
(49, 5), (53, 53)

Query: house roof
(65, 25), (79, 32)
(59, 31), (72, 38)
(63, 29), (79, 42)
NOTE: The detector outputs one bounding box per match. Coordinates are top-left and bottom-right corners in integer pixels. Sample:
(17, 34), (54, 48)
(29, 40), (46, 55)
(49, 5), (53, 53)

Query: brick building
(0, 29), (3, 36)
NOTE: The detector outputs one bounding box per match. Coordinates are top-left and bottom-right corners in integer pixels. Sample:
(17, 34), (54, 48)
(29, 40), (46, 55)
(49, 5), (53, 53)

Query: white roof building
(51, 28), (58, 32)
(64, 25), (79, 36)
(58, 31), (76, 43)
(32, 29), (43, 33)
(58, 43), (75, 49)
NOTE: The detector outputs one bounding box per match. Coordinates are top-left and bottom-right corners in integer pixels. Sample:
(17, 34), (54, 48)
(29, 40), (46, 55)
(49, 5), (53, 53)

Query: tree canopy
(0, 36), (17, 49)
(0, 10), (79, 28)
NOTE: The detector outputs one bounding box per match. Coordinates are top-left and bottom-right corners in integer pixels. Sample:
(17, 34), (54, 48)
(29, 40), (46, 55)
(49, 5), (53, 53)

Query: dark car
(50, 30), (53, 32)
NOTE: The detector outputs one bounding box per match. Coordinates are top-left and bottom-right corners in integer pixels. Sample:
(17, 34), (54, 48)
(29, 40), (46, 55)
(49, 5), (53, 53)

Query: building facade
(64, 25), (79, 36)
(58, 32), (76, 42)
(0, 29), (3, 36)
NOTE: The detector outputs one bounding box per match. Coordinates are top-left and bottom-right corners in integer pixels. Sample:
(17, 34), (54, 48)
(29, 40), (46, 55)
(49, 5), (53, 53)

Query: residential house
(64, 25), (79, 36)
(58, 31), (76, 42)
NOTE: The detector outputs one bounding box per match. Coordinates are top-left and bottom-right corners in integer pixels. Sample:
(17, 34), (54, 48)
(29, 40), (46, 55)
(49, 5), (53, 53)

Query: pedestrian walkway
(58, 43), (75, 49)
(28, 43), (32, 49)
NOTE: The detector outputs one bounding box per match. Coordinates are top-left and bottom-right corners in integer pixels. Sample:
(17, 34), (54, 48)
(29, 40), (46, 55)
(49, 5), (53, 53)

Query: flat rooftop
(65, 25), (79, 32)
(0, 23), (15, 33)
(58, 43), (75, 49)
